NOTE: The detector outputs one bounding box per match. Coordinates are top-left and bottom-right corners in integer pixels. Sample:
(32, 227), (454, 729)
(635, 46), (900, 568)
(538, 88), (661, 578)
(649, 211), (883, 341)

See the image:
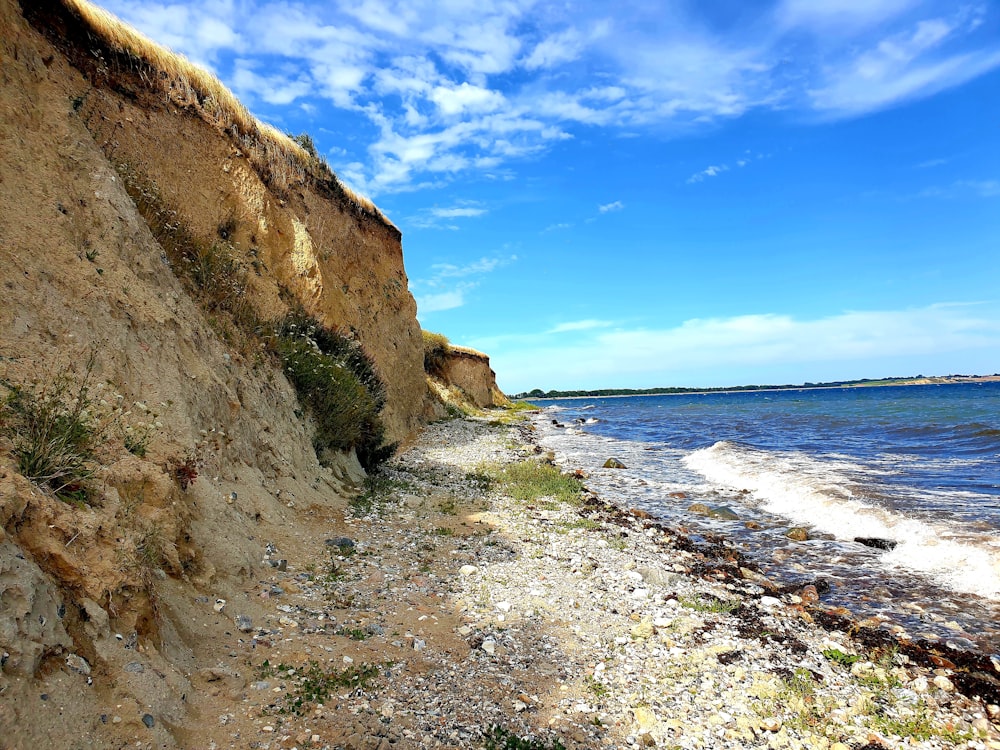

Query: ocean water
(531, 382), (1000, 652)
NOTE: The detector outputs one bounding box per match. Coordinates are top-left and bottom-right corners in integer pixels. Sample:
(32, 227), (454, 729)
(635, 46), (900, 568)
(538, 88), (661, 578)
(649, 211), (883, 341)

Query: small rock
(630, 620), (655, 639)
(760, 717), (782, 732)
(235, 615), (253, 632)
(123, 661), (145, 674)
(459, 565), (479, 576)
(481, 639), (496, 655)
(603, 458), (627, 469)
(933, 675), (954, 692)
(743, 520), (762, 530)
(413, 638), (426, 652)
(785, 527), (810, 541)
(65, 653), (91, 676)
(141, 714), (155, 729)
(687, 503), (710, 515)
(213, 599), (227, 613)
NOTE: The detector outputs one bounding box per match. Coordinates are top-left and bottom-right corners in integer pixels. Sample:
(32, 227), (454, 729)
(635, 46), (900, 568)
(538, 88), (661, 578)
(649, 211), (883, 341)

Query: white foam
(684, 441), (1000, 599)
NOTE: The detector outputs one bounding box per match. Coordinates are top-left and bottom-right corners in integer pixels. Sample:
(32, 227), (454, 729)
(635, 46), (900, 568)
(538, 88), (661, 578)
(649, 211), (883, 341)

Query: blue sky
(97, 0), (1000, 393)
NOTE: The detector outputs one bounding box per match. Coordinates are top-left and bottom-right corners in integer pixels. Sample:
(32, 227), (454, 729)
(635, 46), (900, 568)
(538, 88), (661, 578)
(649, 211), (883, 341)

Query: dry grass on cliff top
(61, 0), (392, 228)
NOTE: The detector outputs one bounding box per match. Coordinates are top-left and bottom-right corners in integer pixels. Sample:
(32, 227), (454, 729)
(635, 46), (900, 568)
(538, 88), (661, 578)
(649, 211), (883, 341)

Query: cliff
(0, 0), (443, 745)
(436, 346), (510, 409)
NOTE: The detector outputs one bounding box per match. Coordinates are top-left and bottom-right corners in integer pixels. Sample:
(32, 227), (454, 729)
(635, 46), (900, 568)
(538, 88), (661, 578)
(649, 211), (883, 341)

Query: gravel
(221, 416), (1000, 750)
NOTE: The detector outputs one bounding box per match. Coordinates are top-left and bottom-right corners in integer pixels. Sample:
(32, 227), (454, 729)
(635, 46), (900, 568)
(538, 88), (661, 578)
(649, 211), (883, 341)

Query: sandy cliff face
(438, 347), (510, 409)
(0, 0), (435, 745)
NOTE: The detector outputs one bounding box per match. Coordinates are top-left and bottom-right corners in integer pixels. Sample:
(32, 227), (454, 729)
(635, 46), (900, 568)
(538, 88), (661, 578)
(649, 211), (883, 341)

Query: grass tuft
(483, 726), (567, 750)
(479, 461), (583, 506)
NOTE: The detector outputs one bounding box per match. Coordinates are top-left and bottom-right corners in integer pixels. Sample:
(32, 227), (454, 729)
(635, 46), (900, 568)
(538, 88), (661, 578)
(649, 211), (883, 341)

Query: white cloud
(412, 254), (516, 316)
(547, 320), (614, 334)
(809, 15), (1000, 115)
(430, 83), (505, 116)
(431, 206), (488, 218)
(415, 289), (468, 314)
(101, 0), (1000, 194)
(487, 303), (1000, 391)
(598, 200), (624, 213)
(687, 164), (729, 183)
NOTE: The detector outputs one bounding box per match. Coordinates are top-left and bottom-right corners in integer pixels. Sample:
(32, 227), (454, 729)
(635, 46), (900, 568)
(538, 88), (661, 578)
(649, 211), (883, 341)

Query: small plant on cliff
(483, 726), (566, 750)
(0, 353), (155, 503)
(268, 312), (394, 472)
(422, 330), (450, 378)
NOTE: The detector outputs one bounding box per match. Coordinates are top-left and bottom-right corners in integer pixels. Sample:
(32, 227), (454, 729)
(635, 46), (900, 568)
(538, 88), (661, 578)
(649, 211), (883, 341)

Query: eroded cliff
(0, 0), (440, 745)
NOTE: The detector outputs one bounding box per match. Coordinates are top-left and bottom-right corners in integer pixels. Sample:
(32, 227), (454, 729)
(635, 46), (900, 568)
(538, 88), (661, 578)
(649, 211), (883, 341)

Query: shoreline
(185, 413), (1000, 750)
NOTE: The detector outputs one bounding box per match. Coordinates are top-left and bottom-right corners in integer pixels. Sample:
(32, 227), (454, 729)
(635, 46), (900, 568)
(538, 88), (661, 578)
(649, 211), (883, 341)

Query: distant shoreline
(515, 374), (1000, 401)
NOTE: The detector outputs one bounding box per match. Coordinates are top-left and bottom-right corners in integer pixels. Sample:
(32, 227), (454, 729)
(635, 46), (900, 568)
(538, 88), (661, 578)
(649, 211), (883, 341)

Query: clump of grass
(268, 312), (394, 472)
(822, 648), (862, 667)
(679, 594), (738, 614)
(480, 461), (583, 505)
(422, 330), (450, 377)
(350, 473), (409, 515)
(584, 675), (609, 697)
(483, 726), (567, 750)
(0, 353), (157, 503)
(277, 660), (380, 715)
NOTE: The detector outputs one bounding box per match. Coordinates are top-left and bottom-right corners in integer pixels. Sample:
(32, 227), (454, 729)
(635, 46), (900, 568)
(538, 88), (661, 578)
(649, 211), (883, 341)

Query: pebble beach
(206, 414), (1000, 750)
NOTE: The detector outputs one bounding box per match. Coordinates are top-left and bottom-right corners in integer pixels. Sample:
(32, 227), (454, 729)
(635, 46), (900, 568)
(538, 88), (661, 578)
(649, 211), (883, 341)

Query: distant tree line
(511, 374), (992, 400)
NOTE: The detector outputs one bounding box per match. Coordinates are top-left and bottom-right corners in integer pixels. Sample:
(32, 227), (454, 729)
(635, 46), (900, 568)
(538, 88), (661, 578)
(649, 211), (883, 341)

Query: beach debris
(854, 536), (898, 551)
(785, 527), (810, 541)
(603, 458), (627, 469)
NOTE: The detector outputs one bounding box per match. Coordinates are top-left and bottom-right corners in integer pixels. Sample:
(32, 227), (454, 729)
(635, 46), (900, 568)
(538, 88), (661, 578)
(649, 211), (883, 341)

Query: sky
(95, 0), (1000, 393)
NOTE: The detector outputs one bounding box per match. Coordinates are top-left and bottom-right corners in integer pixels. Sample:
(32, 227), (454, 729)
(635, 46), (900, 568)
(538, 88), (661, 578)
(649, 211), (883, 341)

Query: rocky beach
(101, 413), (998, 750)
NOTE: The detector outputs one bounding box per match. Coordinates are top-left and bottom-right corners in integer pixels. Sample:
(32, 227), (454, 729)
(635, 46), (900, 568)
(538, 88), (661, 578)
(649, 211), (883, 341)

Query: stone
(707, 506), (739, 520)
(459, 565), (479, 576)
(798, 584), (820, 605)
(213, 598), (227, 613)
(481, 639), (496, 655)
(65, 653), (91, 676)
(760, 717), (782, 732)
(743, 521), (762, 530)
(854, 537), (897, 551)
(933, 675), (954, 692)
(603, 458), (627, 469)
(123, 661), (145, 673)
(141, 714), (155, 728)
(630, 620), (655, 639)
(235, 615), (253, 632)
(687, 503), (711, 515)
(785, 527), (810, 541)
(326, 537), (356, 550)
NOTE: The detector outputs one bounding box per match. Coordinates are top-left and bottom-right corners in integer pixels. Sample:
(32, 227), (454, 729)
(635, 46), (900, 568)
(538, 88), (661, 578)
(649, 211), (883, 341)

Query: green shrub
(269, 313), (394, 473)
(422, 330), (450, 377)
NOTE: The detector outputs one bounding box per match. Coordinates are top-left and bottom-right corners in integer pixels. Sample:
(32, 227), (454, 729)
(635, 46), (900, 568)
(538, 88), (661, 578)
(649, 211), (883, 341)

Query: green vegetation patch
(268, 312), (394, 472)
(483, 726), (567, 750)
(0, 352), (159, 503)
(480, 460), (584, 505)
(257, 660), (381, 716)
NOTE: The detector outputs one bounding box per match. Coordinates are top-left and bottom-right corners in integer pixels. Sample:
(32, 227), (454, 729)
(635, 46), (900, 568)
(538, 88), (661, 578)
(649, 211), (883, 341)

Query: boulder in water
(785, 527), (810, 541)
(603, 458), (627, 469)
(854, 536), (897, 551)
(687, 502), (710, 515)
(708, 506), (739, 520)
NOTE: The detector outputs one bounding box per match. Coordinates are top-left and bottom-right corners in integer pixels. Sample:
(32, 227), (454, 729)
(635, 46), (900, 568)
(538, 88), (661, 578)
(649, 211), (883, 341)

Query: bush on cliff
(269, 313), (394, 472)
(422, 330), (450, 378)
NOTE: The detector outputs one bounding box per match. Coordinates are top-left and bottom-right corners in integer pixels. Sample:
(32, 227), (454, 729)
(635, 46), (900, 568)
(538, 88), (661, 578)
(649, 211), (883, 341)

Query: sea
(530, 381), (1000, 654)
